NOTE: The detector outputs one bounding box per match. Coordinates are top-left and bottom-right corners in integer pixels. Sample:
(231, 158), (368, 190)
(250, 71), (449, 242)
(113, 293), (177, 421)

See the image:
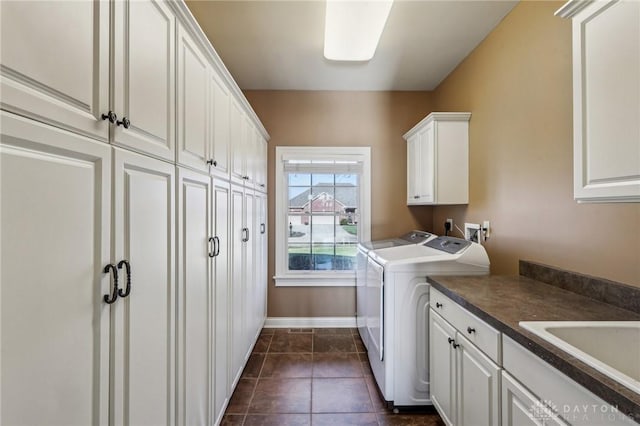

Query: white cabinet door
(255, 193), (268, 328)
(212, 179), (231, 424)
(456, 333), (500, 426)
(560, 0), (640, 202)
(210, 73), (230, 177)
(257, 136), (268, 191)
(177, 26), (209, 172)
(229, 184), (246, 388)
(244, 189), (258, 348)
(113, 0), (175, 161)
(429, 310), (457, 426)
(112, 148), (176, 426)
(229, 100), (246, 183)
(0, 112), (111, 426)
(502, 371), (568, 426)
(0, 1), (110, 141)
(406, 133), (419, 203)
(176, 168), (212, 426)
(417, 124), (435, 202)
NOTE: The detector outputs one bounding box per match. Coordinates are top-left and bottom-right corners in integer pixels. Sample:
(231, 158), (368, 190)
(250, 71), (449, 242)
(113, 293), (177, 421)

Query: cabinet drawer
(431, 288), (501, 364)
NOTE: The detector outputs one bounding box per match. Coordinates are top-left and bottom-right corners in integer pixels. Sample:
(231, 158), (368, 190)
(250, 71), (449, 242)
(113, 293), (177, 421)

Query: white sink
(518, 321), (640, 394)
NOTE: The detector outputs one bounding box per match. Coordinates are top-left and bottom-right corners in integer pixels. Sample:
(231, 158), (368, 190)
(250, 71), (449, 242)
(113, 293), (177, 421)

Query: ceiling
(186, 0), (518, 91)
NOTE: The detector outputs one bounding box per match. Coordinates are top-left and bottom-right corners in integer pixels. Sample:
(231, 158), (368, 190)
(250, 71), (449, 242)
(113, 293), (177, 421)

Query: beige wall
(244, 91), (435, 317)
(432, 0), (640, 287)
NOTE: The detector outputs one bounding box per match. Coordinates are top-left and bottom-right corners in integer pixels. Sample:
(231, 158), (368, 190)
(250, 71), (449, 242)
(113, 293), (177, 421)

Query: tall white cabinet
(0, 1), (269, 425)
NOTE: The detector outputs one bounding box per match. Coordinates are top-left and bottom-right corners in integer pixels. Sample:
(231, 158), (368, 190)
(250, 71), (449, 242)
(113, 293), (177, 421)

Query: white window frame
(274, 146), (371, 287)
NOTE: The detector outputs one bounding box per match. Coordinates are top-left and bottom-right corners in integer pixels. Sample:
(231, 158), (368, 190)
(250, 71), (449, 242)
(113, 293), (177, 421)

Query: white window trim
(274, 146), (371, 287)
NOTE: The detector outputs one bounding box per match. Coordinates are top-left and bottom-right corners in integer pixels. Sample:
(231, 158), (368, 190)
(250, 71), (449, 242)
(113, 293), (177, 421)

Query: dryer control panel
(424, 236), (471, 254)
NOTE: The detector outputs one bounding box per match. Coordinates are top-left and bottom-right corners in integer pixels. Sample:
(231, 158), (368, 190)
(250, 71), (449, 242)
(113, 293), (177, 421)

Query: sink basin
(518, 321), (640, 394)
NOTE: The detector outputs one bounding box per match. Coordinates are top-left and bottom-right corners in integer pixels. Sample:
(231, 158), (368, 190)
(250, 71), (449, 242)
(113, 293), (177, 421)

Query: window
(274, 147), (371, 287)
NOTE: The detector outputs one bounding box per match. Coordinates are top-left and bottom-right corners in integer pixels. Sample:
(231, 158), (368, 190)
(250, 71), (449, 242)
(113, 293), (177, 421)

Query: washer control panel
(400, 230), (434, 244)
(424, 236), (471, 254)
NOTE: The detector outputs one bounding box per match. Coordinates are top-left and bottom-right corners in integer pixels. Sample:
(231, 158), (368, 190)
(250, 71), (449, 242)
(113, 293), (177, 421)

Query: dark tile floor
(222, 328), (444, 426)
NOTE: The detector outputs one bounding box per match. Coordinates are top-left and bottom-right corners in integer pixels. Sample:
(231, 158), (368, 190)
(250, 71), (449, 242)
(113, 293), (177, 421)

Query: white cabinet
(112, 0), (176, 161)
(430, 310), (457, 426)
(176, 168), (213, 425)
(0, 0), (110, 142)
(0, 113), (177, 426)
(502, 335), (637, 426)
(502, 371), (568, 426)
(557, 0), (640, 202)
(230, 100), (247, 184)
(429, 306), (501, 426)
(210, 73), (231, 177)
(403, 112), (470, 205)
(212, 179), (231, 424)
(0, 0), (177, 159)
(1, 1), (268, 424)
(111, 148), (176, 426)
(0, 112), (111, 426)
(177, 25), (210, 172)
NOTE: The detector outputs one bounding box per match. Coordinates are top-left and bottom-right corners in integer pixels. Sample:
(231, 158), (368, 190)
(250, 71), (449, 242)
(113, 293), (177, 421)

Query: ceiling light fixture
(324, 0), (394, 62)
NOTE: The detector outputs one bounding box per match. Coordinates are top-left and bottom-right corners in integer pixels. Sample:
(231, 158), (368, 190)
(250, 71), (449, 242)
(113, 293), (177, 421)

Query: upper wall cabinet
(0, 0), (110, 142)
(557, 0), (640, 202)
(177, 24), (210, 172)
(404, 112), (471, 205)
(112, 0), (176, 161)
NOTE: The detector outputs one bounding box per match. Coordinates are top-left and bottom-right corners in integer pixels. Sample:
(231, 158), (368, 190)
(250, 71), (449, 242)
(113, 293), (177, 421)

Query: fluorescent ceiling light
(324, 0), (394, 62)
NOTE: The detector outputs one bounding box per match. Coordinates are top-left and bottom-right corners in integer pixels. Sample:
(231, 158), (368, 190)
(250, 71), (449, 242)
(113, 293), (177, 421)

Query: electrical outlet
(464, 223), (481, 244)
(483, 220), (491, 239)
(446, 218), (453, 228)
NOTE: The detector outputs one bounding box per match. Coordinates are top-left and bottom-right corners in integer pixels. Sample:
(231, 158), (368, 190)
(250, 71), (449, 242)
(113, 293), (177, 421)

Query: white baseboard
(264, 316), (356, 328)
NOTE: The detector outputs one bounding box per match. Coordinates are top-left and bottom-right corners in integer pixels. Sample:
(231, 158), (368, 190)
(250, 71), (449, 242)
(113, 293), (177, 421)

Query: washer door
(366, 257), (384, 361)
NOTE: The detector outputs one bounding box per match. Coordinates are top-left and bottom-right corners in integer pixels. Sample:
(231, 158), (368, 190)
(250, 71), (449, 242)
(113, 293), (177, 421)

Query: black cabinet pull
(117, 260), (132, 298)
(214, 236), (220, 256)
(116, 116), (131, 129)
(208, 237), (215, 258)
(101, 111), (117, 124)
(260, 223), (265, 234)
(447, 337), (454, 345)
(452, 342), (460, 349)
(206, 159), (218, 167)
(103, 264), (119, 304)
(436, 302), (443, 308)
(246, 228), (250, 242)
(467, 326), (476, 334)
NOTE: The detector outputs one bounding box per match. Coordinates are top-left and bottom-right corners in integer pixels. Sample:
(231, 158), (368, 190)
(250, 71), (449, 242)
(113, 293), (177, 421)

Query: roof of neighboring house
(289, 183), (357, 209)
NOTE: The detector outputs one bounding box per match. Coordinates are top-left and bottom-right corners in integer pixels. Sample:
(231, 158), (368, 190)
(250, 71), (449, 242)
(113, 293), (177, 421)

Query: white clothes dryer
(366, 236), (490, 408)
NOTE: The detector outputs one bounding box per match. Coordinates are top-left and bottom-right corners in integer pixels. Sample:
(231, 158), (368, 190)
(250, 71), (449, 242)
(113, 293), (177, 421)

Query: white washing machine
(356, 231), (435, 350)
(366, 236), (490, 408)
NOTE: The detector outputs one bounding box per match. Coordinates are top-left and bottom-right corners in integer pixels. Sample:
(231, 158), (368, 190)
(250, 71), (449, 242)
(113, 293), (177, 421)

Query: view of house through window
(287, 172), (359, 271)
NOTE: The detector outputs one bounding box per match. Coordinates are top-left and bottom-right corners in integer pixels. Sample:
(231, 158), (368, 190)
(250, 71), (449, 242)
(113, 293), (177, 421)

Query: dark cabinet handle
(436, 302), (443, 308)
(467, 327), (476, 334)
(246, 228), (250, 242)
(242, 228), (250, 242)
(101, 111), (117, 124)
(214, 236), (220, 256)
(447, 337), (454, 345)
(259, 184), (265, 188)
(116, 116), (131, 129)
(207, 159), (218, 167)
(414, 195), (420, 199)
(260, 223), (265, 234)
(452, 342), (460, 349)
(103, 264), (119, 304)
(117, 260), (132, 298)
(208, 237), (215, 258)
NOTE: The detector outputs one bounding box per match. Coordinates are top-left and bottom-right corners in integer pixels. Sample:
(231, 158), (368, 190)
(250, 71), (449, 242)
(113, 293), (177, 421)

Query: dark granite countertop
(427, 272), (640, 422)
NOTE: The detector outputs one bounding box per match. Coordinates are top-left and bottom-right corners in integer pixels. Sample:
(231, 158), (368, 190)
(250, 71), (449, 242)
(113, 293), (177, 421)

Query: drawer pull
(447, 337), (454, 345)
(467, 326), (476, 334)
(436, 302), (443, 308)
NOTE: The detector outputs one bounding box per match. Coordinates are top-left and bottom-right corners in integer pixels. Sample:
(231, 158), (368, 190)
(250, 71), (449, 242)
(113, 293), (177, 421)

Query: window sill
(274, 273), (356, 287)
